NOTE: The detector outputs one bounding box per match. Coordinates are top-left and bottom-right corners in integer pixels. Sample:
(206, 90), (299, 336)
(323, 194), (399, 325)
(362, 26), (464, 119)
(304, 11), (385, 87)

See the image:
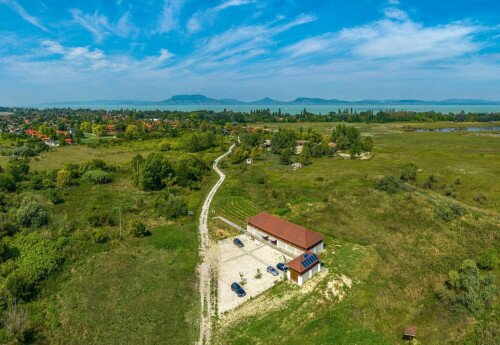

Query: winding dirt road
(197, 143), (235, 345)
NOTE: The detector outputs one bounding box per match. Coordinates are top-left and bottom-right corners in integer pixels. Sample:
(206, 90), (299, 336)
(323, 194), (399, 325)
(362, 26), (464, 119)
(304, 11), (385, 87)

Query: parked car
(233, 238), (244, 248)
(231, 282), (246, 297)
(276, 263), (288, 272)
(267, 266), (279, 276)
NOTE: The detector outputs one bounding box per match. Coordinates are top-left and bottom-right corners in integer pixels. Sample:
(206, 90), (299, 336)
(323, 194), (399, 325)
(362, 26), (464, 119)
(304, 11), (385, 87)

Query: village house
(247, 212), (324, 255)
(247, 212), (324, 285)
(286, 252), (321, 286)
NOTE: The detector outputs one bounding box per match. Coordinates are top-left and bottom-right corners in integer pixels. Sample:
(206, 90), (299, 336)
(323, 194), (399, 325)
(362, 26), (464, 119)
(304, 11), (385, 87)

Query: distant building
(246, 157), (253, 164)
(291, 162), (303, 169)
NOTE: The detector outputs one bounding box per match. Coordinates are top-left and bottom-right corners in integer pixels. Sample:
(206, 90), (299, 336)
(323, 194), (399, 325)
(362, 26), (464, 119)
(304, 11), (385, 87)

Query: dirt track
(197, 143), (235, 345)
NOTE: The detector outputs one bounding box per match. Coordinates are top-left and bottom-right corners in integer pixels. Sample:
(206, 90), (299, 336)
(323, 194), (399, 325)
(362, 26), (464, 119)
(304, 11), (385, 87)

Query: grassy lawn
(213, 122), (499, 344)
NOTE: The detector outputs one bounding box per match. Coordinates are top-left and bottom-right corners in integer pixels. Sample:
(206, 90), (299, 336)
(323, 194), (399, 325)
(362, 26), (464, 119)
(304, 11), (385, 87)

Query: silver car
(267, 266), (279, 276)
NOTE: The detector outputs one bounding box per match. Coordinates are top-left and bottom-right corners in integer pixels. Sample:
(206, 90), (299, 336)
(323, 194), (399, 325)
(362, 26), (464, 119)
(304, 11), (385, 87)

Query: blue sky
(0, 0), (499, 105)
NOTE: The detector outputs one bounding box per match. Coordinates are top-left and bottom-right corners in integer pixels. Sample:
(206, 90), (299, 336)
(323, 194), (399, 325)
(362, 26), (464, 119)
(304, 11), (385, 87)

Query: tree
(139, 153), (174, 191)
(279, 149), (292, 165)
(56, 169), (71, 188)
(331, 124), (361, 150)
(271, 129), (297, 154)
(125, 124), (140, 139)
(80, 121), (93, 133)
(478, 251), (498, 270)
(175, 155), (209, 187)
(362, 137), (374, 151)
(82, 169), (112, 184)
(92, 124), (107, 136)
(298, 146), (311, 165)
(400, 163), (418, 182)
(17, 197), (49, 227)
(155, 194), (187, 219)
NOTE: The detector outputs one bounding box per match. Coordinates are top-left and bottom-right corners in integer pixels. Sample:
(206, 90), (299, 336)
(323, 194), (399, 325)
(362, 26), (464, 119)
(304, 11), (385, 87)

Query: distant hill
(37, 95), (500, 107)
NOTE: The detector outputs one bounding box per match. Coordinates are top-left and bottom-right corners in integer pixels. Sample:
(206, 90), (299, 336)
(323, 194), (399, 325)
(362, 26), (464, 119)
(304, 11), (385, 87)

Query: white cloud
(187, 0), (258, 34)
(281, 9), (482, 63)
(0, 0), (47, 31)
(157, 0), (185, 34)
(70, 9), (137, 42)
(388, 0), (400, 4)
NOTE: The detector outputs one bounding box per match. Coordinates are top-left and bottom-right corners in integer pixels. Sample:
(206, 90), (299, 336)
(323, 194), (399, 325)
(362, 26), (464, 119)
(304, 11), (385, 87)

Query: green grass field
(213, 122), (500, 344)
(9, 139), (226, 344)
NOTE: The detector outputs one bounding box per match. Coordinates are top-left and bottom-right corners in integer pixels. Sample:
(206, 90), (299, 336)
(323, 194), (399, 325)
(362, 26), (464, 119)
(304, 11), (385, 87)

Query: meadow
(0, 137), (226, 344)
(213, 122), (499, 344)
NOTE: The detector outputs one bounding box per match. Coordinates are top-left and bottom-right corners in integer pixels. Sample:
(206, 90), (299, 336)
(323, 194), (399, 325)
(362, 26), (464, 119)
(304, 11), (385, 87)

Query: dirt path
(197, 144), (235, 345)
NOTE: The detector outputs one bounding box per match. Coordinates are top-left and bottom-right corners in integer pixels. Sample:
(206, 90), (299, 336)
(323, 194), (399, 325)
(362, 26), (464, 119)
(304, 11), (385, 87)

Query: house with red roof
(247, 212), (324, 285)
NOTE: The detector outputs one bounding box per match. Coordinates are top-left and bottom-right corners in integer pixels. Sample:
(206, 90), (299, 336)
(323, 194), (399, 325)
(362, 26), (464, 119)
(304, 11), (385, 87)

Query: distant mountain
(36, 95), (500, 107)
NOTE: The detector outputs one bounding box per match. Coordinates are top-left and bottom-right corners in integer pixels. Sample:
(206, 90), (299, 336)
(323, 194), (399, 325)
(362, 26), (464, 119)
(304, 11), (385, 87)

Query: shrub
(82, 169), (112, 184)
(279, 149), (292, 165)
(155, 194), (187, 219)
(435, 204), (456, 221)
(91, 229), (109, 244)
(3, 303), (30, 342)
(17, 198), (49, 228)
(47, 189), (64, 204)
(376, 175), (401, 194)
(422, 174), (437, 189)
(478, 251), (498, 270)
(0, 173), (16, 192)
(78, 159), (110, 175)
(400, 163), (418, 182)
(158, 140), (171, 151)
(138, 153), (174, 191)
(87, 211), (115, 227)
(474, 193), (487, 204)
(127, 220), (150, 238)
(5, 232), (63, 300)
(0, 222), (19, 237)
(438, 258), (496, 316)
(56, 169), (71, 188)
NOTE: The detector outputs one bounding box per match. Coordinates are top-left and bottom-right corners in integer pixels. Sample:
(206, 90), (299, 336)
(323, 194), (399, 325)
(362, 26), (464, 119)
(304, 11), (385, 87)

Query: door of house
(290, 269), (298, 283)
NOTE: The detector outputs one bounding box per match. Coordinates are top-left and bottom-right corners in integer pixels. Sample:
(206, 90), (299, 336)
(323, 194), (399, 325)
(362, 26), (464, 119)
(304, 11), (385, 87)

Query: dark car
(233, 238), (244, 248)
(231, 282), (246, 297)
(267, 266), (279, 276)
(276, 263), (288, 272)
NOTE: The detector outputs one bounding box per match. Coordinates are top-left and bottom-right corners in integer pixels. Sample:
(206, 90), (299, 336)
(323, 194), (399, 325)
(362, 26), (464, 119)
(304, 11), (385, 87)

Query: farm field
(212, 122), (500, 344)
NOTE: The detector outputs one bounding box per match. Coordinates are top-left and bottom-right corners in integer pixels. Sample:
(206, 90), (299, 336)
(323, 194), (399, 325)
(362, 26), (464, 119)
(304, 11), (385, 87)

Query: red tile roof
(247, 212), (323, 250)
(287, 251), (320, 274)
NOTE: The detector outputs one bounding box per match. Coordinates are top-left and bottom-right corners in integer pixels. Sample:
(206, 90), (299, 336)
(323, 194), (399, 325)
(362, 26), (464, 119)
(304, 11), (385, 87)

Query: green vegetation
(213, 122), (499, 344)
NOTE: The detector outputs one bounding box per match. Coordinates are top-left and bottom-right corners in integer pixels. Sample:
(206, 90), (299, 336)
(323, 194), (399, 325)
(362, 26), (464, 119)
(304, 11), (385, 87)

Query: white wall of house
(296, 263), (321, 286)
(309, 241), (324, 254)
(247, 225), (305, 256)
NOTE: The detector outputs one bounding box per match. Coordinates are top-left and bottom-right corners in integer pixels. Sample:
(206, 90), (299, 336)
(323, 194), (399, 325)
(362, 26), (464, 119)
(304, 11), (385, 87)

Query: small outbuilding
(286, 252), (321, 285)
(246, 157), (254, 164)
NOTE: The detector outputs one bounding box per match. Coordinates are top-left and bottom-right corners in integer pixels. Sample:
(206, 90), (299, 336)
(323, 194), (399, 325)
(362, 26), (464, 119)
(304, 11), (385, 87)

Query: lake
(413, 126), (500, 132)
(37, 104), (500, 114)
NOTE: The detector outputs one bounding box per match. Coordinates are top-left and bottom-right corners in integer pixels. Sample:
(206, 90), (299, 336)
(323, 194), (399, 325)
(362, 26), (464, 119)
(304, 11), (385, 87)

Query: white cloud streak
(157, 0), (185, 34)
(70, 9), (137, 42)
(0, 0), (47, 31)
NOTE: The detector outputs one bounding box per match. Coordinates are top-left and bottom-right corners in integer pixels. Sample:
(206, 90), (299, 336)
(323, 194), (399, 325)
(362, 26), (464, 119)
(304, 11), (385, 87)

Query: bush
(137, 153), (174, 191)
(78, 159), (110, 175)
(5, 232), (63, 300)
(435, 202), (465, 221)
(158, 140), (171, 151)
(400, 163), (418, 182)
(91, 229), (109, 244)
(0, 173), (16, 192)
(47, 189), (64, 204)
(56, 169), (71, 188)
(87, 211), (115, 227)
(17, 198), (49, 228)
(438, 258), (496, 316)
(82, 169), (112, 184)
(127, 220), (150, 238)
(376, 175), (402, 194)
(155, 194), (187, 219)
(3, 304), (30, 342)
(0, 222), (19, 237)
(478, 251), (498, 270)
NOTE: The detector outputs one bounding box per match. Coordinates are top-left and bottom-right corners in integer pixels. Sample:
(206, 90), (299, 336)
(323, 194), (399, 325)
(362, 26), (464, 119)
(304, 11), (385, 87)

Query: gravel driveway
(217, 234), (292, 314)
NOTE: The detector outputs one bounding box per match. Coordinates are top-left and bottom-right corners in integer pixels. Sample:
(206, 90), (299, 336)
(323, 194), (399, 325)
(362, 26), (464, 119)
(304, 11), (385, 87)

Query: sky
(0, 0), (499, 105)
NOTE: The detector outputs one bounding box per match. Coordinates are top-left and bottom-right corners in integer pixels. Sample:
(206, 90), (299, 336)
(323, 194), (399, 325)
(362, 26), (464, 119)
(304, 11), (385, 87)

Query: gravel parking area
(217, 234), (292, 314)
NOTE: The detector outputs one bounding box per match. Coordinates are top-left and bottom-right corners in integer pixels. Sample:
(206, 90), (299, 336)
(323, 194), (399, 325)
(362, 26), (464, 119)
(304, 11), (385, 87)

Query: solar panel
(300, 254), (318, 269)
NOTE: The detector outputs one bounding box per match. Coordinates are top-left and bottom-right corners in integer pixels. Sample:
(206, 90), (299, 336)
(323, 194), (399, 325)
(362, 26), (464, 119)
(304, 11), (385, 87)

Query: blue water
(414, 126), (500, 132)
(39, 104), (500, 114)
